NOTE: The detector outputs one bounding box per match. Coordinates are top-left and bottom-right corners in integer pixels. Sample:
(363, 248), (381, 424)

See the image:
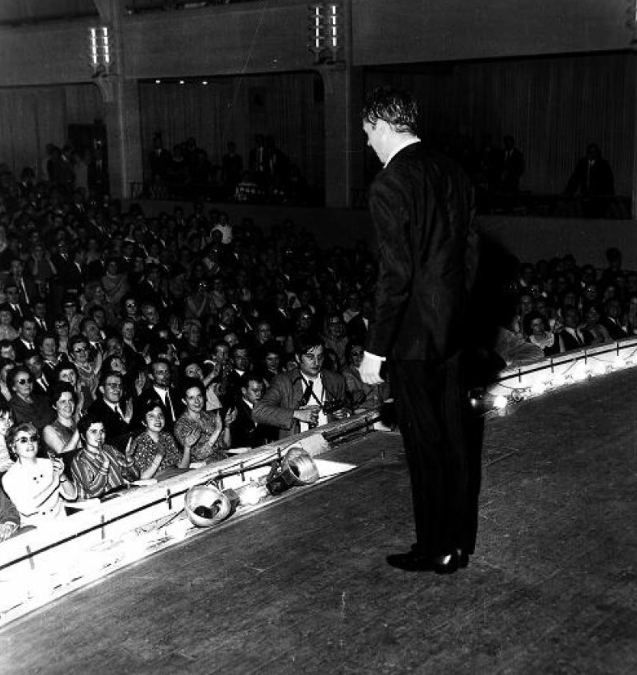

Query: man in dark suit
(88, 370), (135, 453)
(564, 143), (615, 218)
(229, 372), (277, 448)
(360, 87), (480, 574)
(134, 358), (183, 431)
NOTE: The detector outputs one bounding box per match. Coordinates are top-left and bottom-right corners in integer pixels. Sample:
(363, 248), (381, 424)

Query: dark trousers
(389, 352), (482, 558)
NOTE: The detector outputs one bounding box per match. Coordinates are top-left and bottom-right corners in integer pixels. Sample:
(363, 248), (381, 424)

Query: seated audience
(342, 340), (391, 411)
(130, 399), (192, 480)
(71, 413), (137, 499)
(0, 398), (14, 473)
(557, 307), (586, 352)
(0, 483), (20, 541)
(523, 311), (561, 357)
(580, 304), (612, 346)
(135, 358), (183, 431)
(7, 365), (55, 431)
(2, 422), (77, 528)
(601, 298), (629, 340)
(88, 370), (136, 453)
(42, 383), (82, 472)
(252, 332), (348, 439)
(234, 372), (278, 448)
(173, 378), (233, 463)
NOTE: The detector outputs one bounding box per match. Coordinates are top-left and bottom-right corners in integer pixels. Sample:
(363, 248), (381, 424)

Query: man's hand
(294, 405), (320, 427)
(360, 354), (385, 385)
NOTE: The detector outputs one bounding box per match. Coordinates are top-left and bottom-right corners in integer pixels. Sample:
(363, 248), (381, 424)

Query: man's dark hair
(294, 331), (324, 357)
(99, 369), (123, 388)
(361, 87), (419, 135)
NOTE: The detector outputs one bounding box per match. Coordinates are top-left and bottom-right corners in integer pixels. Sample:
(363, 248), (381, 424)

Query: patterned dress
(173, 411), (228, 463)
(131, 431), (184, 477)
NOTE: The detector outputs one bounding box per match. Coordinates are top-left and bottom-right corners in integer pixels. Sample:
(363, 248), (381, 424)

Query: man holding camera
(252, 332), (347, 439)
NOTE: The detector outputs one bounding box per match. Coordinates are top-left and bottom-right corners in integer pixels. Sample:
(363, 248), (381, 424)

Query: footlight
(266, 446), (320, 495)
(185, 484), (232, 527)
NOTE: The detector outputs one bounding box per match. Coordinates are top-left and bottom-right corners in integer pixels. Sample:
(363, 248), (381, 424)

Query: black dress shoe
(386, 550), (459, 574)
(457, 549), (470, 569)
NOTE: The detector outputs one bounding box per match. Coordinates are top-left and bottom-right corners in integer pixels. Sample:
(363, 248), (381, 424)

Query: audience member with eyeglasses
(68, 334), (101, 410)
(2, 422), (77, 529)
(7, 366), (55, 432)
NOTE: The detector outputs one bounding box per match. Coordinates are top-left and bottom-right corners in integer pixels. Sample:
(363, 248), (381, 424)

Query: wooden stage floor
(2, 369), (637, 675)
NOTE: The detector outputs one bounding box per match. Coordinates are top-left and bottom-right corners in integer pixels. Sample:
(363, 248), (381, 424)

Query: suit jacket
(346, 314), (369, 343)
(87, 397), (135, 452)
(558, 328), (585, 352)
(230, 399), (277, 448)
(365, 143), (478, 363)
(134, 385), (184, 431)
(252, 368), (347, 438)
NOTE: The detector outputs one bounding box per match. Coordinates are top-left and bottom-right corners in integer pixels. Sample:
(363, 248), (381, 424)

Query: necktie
(300, 380), (314, 406)
(165, 390), (175, 421)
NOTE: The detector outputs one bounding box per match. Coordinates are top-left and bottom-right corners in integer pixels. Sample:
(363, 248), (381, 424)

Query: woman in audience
(184, 280), (215, 321)
(130, 398), (193, 480)
(42, 383), (81, 471)
(322, 312), (349, 372)
(70, 412), (137, 499)
(68, 334), (101, 410)
(53, 316), (71, 356)
(102, 257), (129, 318)
(0, 483), (20, 541)
(0, 357), (14, 401)
(0, 398), (14, 474)
(179, 357), (223, 411)
(174, 378), (233, 463)
(119, 318), (147, 374)
(580, 304), (612, 346)
(342, 339), (391, 411)
(2, 422), (77, 528)
(523, 311), (561, 357)
(7, 365), (55, 431)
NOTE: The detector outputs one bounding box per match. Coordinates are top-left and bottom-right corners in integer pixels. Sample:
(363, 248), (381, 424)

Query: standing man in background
(360, 87), (481, 574)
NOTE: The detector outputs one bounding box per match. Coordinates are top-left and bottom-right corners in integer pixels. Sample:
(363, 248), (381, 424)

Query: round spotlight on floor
(266, 446), (320, 495)
(185, 484), (232, 527)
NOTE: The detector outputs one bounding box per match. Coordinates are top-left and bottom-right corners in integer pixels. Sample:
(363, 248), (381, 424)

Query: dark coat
(87, 397), (135, 452)
(252, 368), (347, 438)
(365, 143), (478, 363)
(229, 399), (277, 449)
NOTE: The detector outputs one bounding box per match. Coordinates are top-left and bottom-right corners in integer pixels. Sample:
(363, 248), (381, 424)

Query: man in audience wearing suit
(12, 315), (38, 363)
(229, 372), (277, 448)
(88, 370), (135, 453)
(24, 350), (50, 396)
(252, 332), (347, 439)
(135, 357), (183, 431)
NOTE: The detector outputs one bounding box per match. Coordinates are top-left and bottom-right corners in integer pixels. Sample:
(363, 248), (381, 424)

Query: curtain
(138, 72), (324, 188)
(0, 84), (102, 178)
(365, 52), (635, 195)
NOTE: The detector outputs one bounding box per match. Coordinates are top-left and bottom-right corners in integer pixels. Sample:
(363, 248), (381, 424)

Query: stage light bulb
(492, 395), (508, 410)
(552, 374), (566, 387)
(530, 382), (546, 395)
(240, 481), (263, 506)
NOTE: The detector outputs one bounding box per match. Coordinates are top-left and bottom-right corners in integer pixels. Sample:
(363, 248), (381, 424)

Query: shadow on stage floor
(2, 369), (637, 675)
